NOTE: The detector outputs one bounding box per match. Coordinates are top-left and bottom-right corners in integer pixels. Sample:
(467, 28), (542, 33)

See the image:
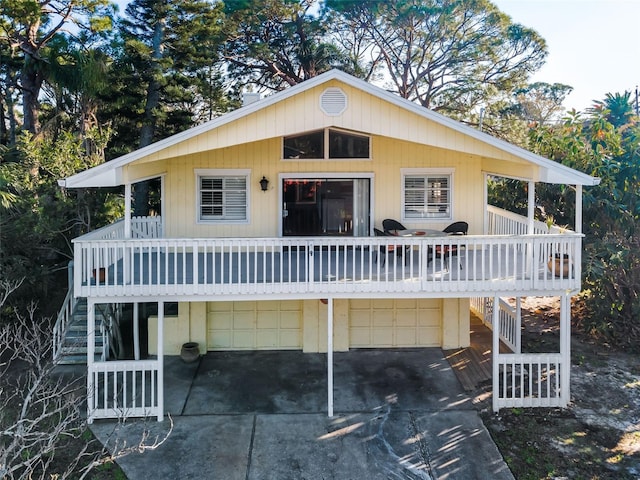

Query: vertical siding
(161, 134), (486, 238)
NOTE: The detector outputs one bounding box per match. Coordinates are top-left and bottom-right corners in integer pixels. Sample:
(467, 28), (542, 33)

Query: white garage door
(207, 300), (302, 351)
(349, 298), (441, 348)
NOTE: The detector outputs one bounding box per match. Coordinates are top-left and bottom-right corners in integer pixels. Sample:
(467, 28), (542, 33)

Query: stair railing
(53, 261), (78, 362)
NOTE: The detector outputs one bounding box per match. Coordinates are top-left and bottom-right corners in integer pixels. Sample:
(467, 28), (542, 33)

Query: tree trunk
(20, 53), (44, 134)
(135, 17), (166, 217)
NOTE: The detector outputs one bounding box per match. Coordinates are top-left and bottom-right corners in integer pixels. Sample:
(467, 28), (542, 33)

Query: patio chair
(382, 218), (407, 235)
(434, 221), (468, 269)
(373, 228), (395, 266)
(375, 227), (409, 266)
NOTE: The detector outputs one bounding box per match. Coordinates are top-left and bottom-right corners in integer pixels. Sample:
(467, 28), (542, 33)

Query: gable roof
(59, 69), (600, 188)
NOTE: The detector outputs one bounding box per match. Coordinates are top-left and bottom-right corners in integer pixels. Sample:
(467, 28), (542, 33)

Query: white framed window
(282, 128), (370, 160)
(401, 168), (454, 221)
(196, 169), (250, 223)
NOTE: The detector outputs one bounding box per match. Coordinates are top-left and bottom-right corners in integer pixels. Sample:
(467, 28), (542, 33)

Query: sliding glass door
(282, 178), (370, 236)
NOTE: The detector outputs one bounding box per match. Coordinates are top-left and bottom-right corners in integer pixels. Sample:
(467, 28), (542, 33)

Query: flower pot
(180, 342), (200, 363)
(548, 254), (570, 277)
(93, 268), (106, 283)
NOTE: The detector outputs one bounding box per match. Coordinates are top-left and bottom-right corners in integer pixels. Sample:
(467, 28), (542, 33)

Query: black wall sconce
(259, 176), (269, 192)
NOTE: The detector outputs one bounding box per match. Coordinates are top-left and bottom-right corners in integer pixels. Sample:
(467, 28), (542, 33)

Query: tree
(113, 0), (227, 215)
(527, 101), (640, 350)
(222, 0), (353, 91)
(0, 129), (121, 309)
(326, 0), (547, 117)
(512, 81), (573, 125)
(590, 91), (636, 128)
(0, 280), (173, 479)
(0, 0), (115, 134)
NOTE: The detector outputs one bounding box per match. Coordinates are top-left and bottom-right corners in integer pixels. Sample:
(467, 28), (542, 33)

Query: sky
(492, 0), (640, 112)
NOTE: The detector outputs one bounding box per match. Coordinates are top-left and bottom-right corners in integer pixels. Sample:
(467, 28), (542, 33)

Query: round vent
(320, 87), (347, 116)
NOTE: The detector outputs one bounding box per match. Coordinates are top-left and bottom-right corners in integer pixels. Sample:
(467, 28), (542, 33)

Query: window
(283, 130), (324, 159)
(283, 129), (370, 159)
(402, 169), (453, 220)
(196, 170), (249, 222)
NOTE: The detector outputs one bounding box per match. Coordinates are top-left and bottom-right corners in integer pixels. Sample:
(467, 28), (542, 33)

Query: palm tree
(591, 91), (635, 128)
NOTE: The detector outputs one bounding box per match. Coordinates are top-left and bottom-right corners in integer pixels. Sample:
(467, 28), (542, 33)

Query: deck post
(157, 301), (164, 421)
(491, 295), (500, 413)
(559, 294), (571, 406)
(133, 302), (140, 360)
(87, 299), (96, 424)
(575, 184), (583, 234)
(124, 183), (132, 238)
(327, 297), (334, 418)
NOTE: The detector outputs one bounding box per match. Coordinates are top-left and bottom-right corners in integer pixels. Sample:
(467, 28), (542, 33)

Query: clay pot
(180, 342), (200, 363)
(548, 254), (570, 277)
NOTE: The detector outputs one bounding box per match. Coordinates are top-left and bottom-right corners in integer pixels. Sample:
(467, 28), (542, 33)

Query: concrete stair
(55, 298), (106, 365)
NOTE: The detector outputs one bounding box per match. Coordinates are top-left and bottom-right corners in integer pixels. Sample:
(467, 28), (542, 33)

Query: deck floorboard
(444, 315), (509, 392)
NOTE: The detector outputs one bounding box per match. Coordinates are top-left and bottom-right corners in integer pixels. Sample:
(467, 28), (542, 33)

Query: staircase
(55, 298), (106, 365)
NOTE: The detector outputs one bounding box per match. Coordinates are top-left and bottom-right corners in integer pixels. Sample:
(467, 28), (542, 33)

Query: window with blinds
(403, 172), (452, 220)
(199, 175), (248, 221)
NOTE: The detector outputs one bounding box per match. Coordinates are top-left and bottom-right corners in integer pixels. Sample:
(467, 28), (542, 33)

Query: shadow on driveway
(91, 348), (513, 479)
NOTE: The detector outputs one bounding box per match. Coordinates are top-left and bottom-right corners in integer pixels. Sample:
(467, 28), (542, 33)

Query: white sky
(492, 0), (640, 112)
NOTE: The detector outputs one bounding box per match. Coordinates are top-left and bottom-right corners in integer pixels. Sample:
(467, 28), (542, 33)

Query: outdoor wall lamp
(259, 176), (269, 192)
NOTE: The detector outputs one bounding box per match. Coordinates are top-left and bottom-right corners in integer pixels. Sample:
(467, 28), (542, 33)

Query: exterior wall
(127, 80), (529, 166)
(153, 136), (486, 239)
(147, 298), (470, 354)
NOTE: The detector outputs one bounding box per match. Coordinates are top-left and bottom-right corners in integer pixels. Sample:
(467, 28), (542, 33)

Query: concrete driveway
(91, 349), (514, 479)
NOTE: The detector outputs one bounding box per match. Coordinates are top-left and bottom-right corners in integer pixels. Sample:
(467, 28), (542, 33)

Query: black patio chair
(375, 227), (409, 265)
(382, 218), (407, 235)
(373, 228), (395, 266)
(434, 221), (468, 269)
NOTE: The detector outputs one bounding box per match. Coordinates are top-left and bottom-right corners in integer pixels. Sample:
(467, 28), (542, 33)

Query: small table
(395, 229), (445, 237)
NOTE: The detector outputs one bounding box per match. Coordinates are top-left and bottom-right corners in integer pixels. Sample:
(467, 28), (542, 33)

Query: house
(57, 69), (599, 422)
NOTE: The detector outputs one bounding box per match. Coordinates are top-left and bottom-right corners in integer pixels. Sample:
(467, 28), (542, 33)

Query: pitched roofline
(59, 69), (600, 188)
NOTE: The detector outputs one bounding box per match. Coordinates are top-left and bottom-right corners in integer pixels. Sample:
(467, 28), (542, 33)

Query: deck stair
(55, 298), (106, 365)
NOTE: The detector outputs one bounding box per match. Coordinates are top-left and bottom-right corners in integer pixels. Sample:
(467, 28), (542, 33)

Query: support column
(87, 299), (96, 423)
(157, 301), (164, 422)
(559, 294), (571, 406)
(133, 302), (140, 360)
(125, 183), (132, 238)
(575, 185), (583, 234)
(527, 181), (535, 234)
(492, 295), (501, 413)
(327, 297), (334, 418)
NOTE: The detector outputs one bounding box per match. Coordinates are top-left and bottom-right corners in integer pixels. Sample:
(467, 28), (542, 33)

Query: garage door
(207, 300), (302, 350)
(349, 299), (441, 348)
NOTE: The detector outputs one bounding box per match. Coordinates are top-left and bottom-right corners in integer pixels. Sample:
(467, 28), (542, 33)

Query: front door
(282, 178), (370, 236)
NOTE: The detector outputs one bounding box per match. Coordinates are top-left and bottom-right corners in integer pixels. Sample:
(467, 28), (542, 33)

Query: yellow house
(57, 70), (599, 421)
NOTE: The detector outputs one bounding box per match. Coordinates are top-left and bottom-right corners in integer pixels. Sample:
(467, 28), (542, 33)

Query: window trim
(401, 168), (454, 222)
(195, 169), (251, 224)
(281, 128), (372, 161)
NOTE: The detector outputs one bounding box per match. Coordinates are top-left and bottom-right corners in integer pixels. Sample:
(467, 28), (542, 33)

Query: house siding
(155, 136), (486, 238)
(147, 298), (469, 354)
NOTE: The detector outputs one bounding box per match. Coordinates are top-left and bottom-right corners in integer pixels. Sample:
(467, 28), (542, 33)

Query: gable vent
(320, 87), (347, 116)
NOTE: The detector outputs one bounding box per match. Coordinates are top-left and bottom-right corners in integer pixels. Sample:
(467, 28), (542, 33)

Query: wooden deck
(444, 315), (508, 393)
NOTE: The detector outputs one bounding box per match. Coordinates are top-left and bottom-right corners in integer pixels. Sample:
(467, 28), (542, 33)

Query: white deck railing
(471, 297), (521, 353)
(487, 205), (568, 235)
(494, 353), (566, 409)
(88, 359), (161, 421)
(79, 216), (162, 241)
(73, 232), (582, 299)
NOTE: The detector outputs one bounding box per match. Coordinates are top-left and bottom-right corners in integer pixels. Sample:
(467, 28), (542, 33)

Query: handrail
(487, 205), (570, 235)
(74, 216), (162, 241)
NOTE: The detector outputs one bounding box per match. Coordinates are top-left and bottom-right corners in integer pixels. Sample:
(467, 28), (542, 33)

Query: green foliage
(0, 130), (122, 312)
(582, 233), (640, 350)
(527, 102), (640, 350)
